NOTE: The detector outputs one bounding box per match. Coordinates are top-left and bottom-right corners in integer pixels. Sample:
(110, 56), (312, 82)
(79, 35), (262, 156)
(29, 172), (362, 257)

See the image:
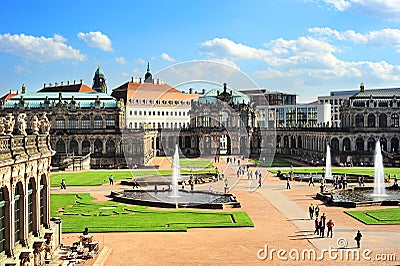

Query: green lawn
(51, 169), (216, 187)
(269, 167), (400, 177)
(345, 207), (400, 225)
(250, 158), (300, 167)
(51, 193), (254, 232)
(179, 158), (214, 169)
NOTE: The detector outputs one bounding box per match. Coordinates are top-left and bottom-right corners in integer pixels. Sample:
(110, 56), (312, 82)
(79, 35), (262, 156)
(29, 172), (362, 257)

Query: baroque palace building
(271, 83), (400, 166)
(0, 66), (125, 169)
(0, 112), (61, 265)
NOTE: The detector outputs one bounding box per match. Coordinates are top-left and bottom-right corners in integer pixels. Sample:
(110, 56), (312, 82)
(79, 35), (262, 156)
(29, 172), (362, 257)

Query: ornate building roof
(199, 83), (250, 105)
(3, 92), (118, 109)
(350, 88), (400, 99)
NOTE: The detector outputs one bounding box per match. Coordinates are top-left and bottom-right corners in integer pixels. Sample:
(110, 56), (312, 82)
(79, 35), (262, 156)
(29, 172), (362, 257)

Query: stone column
(43, 181), (50, 228)
(5, 198), (15, 257)
(33, 186), (40, 237)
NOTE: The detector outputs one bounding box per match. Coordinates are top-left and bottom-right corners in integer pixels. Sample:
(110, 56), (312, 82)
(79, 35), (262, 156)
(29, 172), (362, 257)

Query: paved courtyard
(54, 157), (400, 265)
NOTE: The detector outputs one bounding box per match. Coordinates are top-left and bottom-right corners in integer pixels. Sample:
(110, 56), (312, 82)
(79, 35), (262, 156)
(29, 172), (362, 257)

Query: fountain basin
(111, 190), (241, 209)
(316, 187), (400, 208)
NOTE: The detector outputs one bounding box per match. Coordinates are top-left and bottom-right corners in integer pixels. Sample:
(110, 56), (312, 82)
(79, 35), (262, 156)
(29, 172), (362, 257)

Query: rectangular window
(82, 120), (90, 129)
(94, 120), (102, 129)
(106, 118), (115, 128)
(56, 119), (65, 129)
(69, 119), (78, 129)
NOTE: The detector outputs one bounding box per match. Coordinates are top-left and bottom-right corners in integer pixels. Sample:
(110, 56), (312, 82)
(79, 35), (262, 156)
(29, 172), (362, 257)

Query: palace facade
(0, 113), (61, 265)
(272, 83), (400, 166)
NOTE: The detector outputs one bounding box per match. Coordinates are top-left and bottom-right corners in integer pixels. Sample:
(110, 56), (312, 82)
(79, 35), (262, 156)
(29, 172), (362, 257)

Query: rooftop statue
(4, 113), (15, 135)
(17, 113), (27, 136)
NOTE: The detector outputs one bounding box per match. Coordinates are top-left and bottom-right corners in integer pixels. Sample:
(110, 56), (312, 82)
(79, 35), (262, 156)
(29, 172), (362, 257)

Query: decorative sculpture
(31, 115), (40, 135)
(40, 113), (51, 135)
(17, 113), (27, 136)
(0, 116), (5, 135)
(4, 113), (15, 135)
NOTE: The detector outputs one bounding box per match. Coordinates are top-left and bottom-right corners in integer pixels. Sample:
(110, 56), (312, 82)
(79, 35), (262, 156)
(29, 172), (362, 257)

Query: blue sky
(1, 0), (400, 102)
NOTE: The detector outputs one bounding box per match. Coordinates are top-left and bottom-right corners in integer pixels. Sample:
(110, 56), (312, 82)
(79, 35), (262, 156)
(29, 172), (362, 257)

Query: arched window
(81, 116), (90, 129)
(391, 138), (399, 154)
(203, 112), (210, 127)
(343, 138), (351, 152)
(355, 114), (364, 127)
(55, 139), (66, 153)
(14, 182), (23, 243)
(367, 114), (376, 127)
(283, 136), (289, 148)
(367, 137), (375, 152)
(219, 111), (229, 127)
(69, 139), (78, 155)
(379, 114), (387, 128)
(356, 138), (364, 151)
(40, 175), (46, 225)
(28, 178), (35, 234)
(0, 187), (7, 253)
(391, 114), (399, 128)
(94, 139), (103, 155)
(290, 136), (296, 148)
(82, 139), (91, 154)
(94, 116), (103, 129)
(297, 136), (302, 149)
(106, 139), (116, 156)
(380, 137), (387, 151)
(69, 116), (78, 129)
(331, 138), (339, 152)
(55, 116), (65, 129)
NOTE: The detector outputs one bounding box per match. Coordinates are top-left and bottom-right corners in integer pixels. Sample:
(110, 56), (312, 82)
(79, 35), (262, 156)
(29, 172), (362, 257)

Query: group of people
(333, 175), (347, 189)
(309, 203), (334, 238)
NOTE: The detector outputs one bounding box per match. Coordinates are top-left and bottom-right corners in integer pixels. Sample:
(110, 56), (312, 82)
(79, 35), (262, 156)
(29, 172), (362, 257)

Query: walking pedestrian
(60, 179), (66, 189)
(315, 205), (320, 218)
(308, 203), (315, 219)
(258, 176), (262, 187)
(327, 219), (334, 238)
(309, 175), (315, 186)
(355, 230), (362, 248)
(320, 213), (326, 237)
(109, 174), (114, 185)
(314, 218), (320, 234)
(286, 177), (291, 189)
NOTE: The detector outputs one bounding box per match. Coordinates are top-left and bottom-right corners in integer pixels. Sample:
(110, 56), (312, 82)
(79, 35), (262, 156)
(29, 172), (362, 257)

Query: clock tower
(93, 64), (108, 93)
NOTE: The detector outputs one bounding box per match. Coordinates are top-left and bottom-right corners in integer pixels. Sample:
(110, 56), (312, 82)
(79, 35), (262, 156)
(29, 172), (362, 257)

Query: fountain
(171, 144), (180, 199)
(325, 145), (332, 182)
(373, 140), (386, 196)
(317, 140), (399, 208)
(112, 146), (241, 209)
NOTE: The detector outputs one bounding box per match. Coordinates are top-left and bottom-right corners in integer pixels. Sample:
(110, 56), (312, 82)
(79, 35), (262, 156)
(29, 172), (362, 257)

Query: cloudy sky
(1, 0), (400, 102)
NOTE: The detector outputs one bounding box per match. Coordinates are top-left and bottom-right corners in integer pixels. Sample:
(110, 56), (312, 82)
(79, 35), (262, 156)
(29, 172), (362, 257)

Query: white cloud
(309, 27), (400, 52)
(200, 38), (271, 59)
(161, 53), (175, 62)
(209, 58), (240, 70)
(0, 33), (86, 62)
(200, 36), (400, 88)
(322, 0), (351, 11)
(317, 0), (400, 21)
(115, 56), (126, 64)
(77, 31), (113, 52)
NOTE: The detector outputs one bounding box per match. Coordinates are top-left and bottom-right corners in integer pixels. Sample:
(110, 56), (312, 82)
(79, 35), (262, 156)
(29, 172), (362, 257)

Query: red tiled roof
(0, 93), (18, 103)
(111, 82), (198, 104)
(37, 84), (96, 93)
